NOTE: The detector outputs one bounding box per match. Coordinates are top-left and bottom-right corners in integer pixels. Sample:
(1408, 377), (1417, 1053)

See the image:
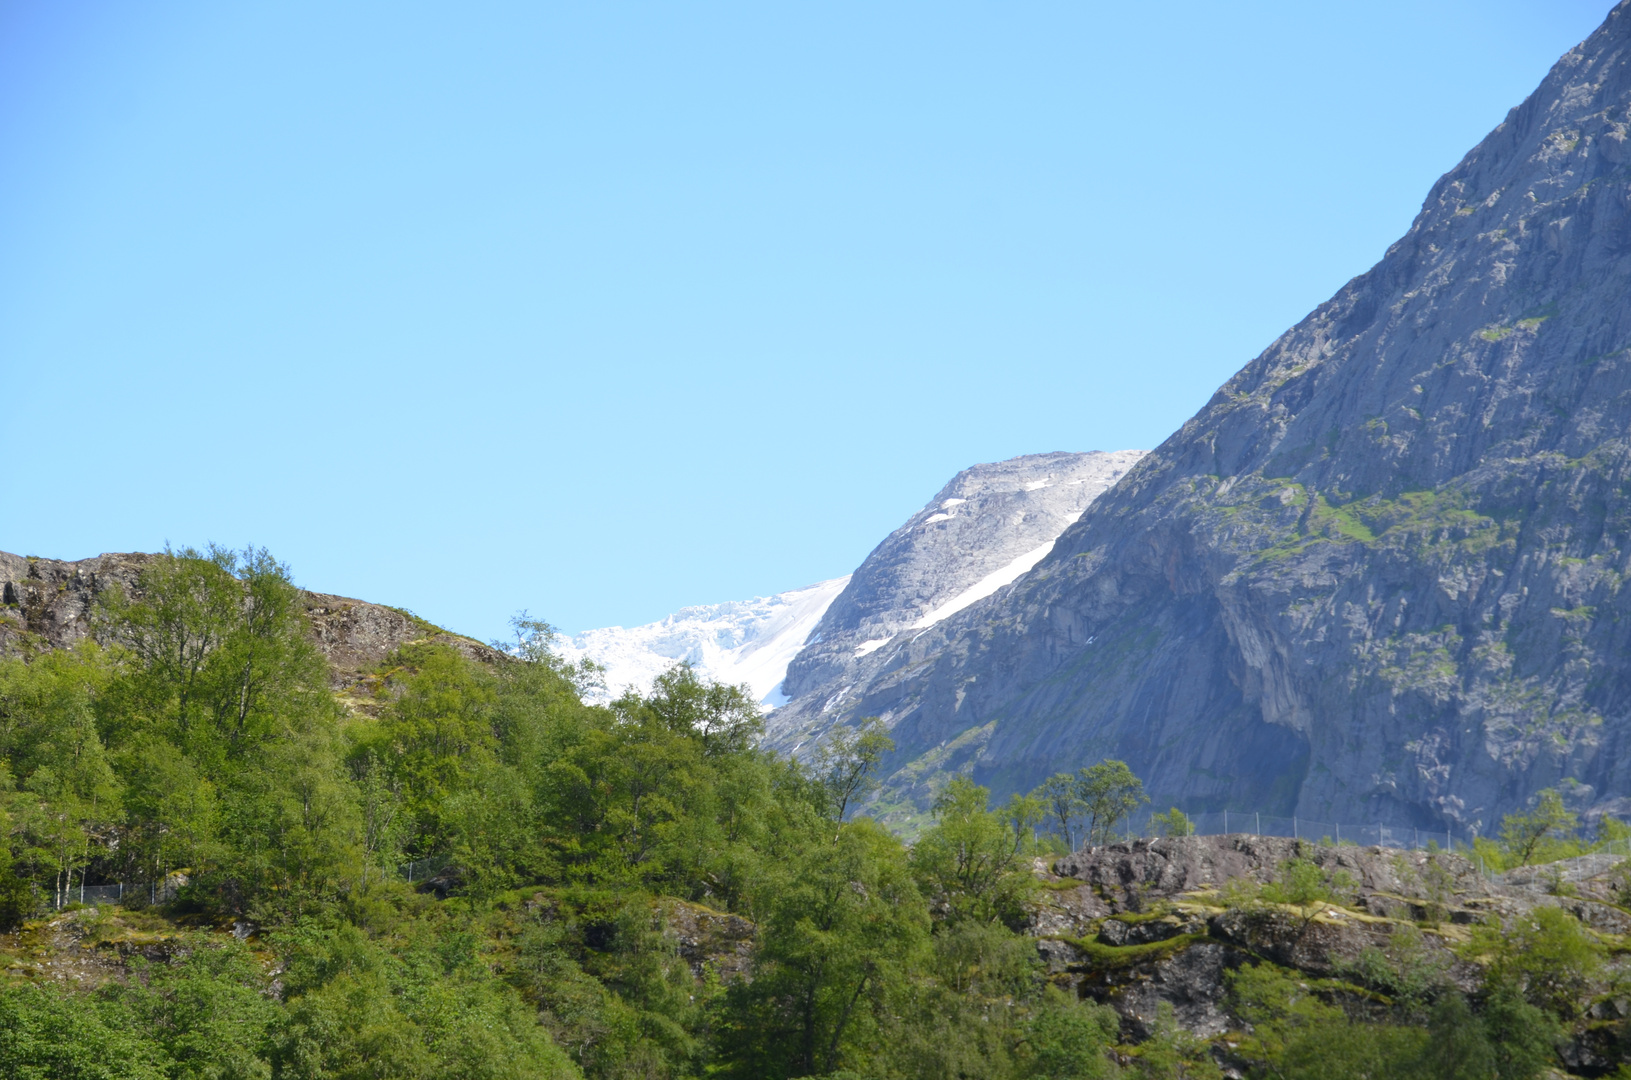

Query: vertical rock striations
(828, 4), (1631, 834)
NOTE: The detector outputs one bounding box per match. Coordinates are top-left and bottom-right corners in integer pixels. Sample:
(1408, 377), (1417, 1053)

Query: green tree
(1131, 1002), (1221, 1079)
(1261, 857), (1356, 908)
(1151, 808), (1193, 837)
(722, 819), (929, 1079)
(1001, 790), (1049, 852)
(1076, 760), (1148, 846)
(1481, 981), (1559, 1079)
(1499, 789), (1580, 867)
(1464, 904), (1604, 1018)
(105, 937), (282, 1080)
(1035, 773), (1083, 851)
(1411, 993), (1495, 1080)
(910, 775), (1035, 926)
(1017, 986), (1120, 1080)
(99, 545), (327, 768)
(0, 984), (168, 1080)
(814, 716), (894, 824)
(0, 643), (122, 904)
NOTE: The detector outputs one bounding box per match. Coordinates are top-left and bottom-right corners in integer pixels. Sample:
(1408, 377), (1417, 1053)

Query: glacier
(550, 576), (851, 707)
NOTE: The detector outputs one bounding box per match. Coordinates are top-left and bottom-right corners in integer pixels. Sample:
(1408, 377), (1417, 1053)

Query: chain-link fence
(1114, 809), (1474, 851)
(42, 856), (450, 912)
(400, 855), (451, 883)
(49, 878), (182, 910)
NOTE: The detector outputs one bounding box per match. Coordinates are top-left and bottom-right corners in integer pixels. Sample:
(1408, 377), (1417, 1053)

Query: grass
(1060, 931), (1209, 972)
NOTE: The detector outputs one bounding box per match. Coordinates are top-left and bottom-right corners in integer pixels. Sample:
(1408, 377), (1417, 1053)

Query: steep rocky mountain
(812, 5), (1631, 835)
(550, 576), (852, 706)
(550, 451), (1144, 716)
(0, 550), (499, 709)
(766, 451), (1144, 751)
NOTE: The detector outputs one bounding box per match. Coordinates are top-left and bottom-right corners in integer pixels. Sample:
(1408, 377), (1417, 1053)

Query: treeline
(0, 546), (1622, 1079)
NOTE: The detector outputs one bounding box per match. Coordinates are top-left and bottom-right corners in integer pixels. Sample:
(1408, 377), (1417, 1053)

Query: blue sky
(0, 1), (1615, 638)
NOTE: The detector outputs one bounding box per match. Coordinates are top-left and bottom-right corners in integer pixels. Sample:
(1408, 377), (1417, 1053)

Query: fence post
(1293, 816), (1298, 840)
(1256, 812), (1260, 835)
(1224, 810), (1228, 834)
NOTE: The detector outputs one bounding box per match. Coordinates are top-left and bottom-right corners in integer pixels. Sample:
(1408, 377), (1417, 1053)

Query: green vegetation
(0, 546), (1129, 1080)
(1464, 786), (1631, 872)
(1029, 760), (1148, 852)
(1150, 808), (1194, 837)
(1233, 480), (1507, 566)
(1, 547), (1627, 1078)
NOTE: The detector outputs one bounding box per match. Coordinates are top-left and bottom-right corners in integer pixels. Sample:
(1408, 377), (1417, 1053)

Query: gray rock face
(1035, 835), (1514, 1040)
(0, 550), (499, 696)
(766, 451), (1144, 752)
(817, 4), (1631, 832)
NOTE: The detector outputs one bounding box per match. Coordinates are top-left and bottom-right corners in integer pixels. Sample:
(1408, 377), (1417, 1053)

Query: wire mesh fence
(400, 855), (452, 883)
(41, 855), (450, 912)
(1115, 809), (1474, 851)
(1094, 810), (1631, 886)
(49, 878), (182, 910)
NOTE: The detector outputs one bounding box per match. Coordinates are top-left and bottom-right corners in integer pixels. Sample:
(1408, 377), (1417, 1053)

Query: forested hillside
(0, 547), (1627, 1079)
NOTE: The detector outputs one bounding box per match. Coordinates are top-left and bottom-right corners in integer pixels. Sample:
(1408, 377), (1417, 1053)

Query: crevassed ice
(552, 576), (851, 707)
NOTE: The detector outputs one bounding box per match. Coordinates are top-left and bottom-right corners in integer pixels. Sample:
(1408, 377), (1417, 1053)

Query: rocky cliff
(1037, 834), (1631, 1069)
(766, 450), (1144, 752)
(0, 550), (500, 707)
(814, 4), (1631, 835)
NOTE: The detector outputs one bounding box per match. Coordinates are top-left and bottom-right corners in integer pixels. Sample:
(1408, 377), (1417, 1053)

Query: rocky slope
(552, 450), (1143, 714)
(811, 5), (1631, 834)
(0, 550), (500, 706)
(1037, 834), (1630, 1069)
(766, 450), (1144, 751)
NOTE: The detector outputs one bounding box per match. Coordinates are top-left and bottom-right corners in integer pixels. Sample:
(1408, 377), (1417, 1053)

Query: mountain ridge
(808, 3), (1631, 834)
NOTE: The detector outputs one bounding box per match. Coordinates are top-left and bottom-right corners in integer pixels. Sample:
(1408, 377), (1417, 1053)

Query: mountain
(807, 6), (1631, 836)
(551, 450), (1144, 712)
(766, 451), (1144, 750)
(549, 577), (851, 706)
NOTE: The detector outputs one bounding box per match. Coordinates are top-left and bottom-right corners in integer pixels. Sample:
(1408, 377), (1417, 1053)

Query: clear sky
(0, 1), (1616, 639)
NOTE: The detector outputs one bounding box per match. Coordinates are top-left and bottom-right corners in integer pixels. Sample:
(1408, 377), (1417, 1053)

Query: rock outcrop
(0, 550), (500, 699)
(813, 4), (1631, 834)
(1034, 834), (1629, 1049)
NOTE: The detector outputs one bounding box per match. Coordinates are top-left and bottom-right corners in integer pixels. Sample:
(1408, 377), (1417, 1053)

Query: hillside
(0, 549), (500, 715)
(806, 2), (1631, 837)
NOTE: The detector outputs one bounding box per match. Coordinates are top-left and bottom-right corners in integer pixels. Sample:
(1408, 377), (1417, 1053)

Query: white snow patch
(552, 576), (851, 708)
(1024, 479), (1052, 491)
(922, 512), (954, 525)
(853, 637), (893, 658)
(910, 541), (1056, 630)
(940, 498), (967, 509)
